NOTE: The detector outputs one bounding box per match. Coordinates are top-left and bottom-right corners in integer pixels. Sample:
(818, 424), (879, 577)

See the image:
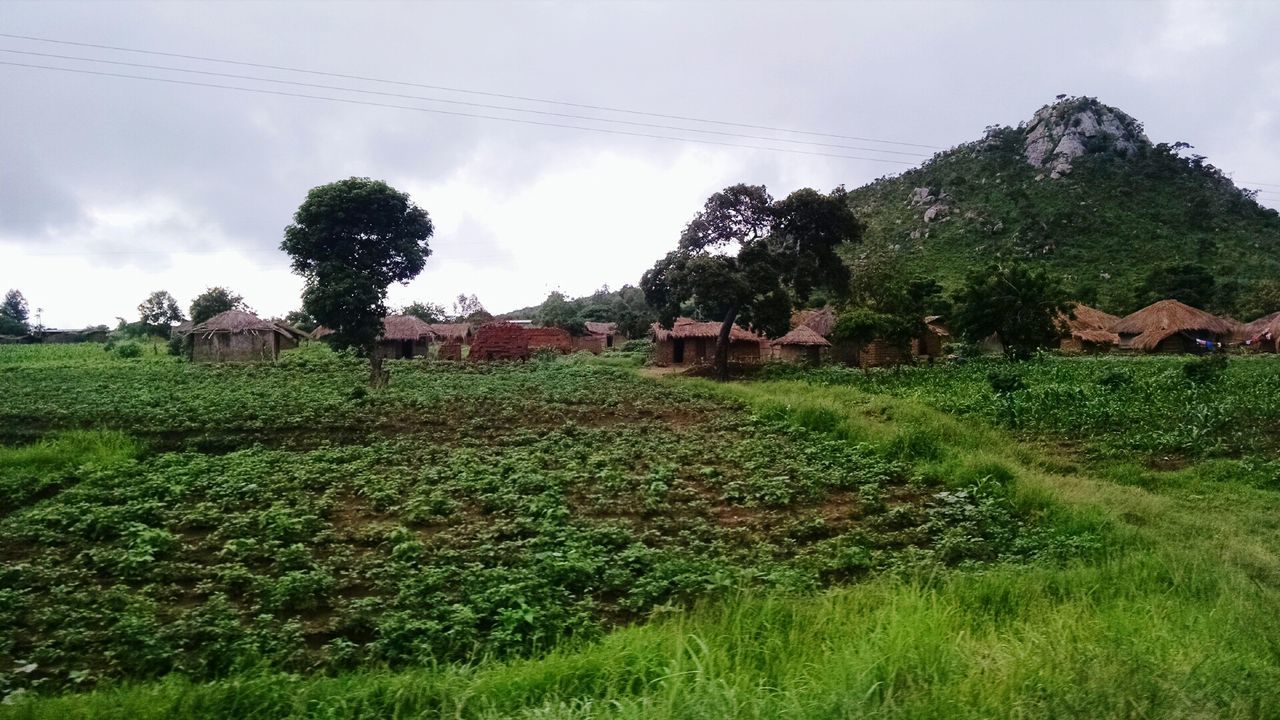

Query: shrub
(114, 342), (143, 359)
(987, 367), (1027, 395)
(1183, 353), (1228, 384)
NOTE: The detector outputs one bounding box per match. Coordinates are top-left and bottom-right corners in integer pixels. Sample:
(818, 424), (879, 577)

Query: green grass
(5, 350), (1280, 717)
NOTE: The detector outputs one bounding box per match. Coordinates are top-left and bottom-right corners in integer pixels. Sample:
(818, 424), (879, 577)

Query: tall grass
(8, 375), (1280, 718)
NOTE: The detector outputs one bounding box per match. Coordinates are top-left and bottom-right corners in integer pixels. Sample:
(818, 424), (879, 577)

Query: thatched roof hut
(376, 314), (436, 360)
(1113, 299), (1235, 353)
(775, 325), (831, 347)
(771, 325), (830, 365)
(650, 317), (765, 366)
(189, 310), (286, 362)
(1059, 303), (1121, 352)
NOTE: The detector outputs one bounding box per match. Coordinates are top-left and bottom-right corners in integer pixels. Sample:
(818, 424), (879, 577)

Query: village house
(650, 317), (765, 366)
(770, 325), (829, 365)
(188, 309), (288, 362)
(1113, 299), (1235, 353)
(376, 314), (436, 360)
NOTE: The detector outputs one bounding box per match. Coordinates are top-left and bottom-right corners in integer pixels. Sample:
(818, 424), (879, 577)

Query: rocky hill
(844, 96), (1280, 314)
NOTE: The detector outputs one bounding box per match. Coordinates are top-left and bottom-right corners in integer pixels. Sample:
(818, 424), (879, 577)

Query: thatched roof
(1113, 300), (1234, 349)
(1065, 303), (1121, 332)
(427, 323), (471, 341)
(584, 321), (617, 336)
(1243, 311), (1280, 337)
(651, 317), (762, 342)
(924, 315), (951, 337)
(1059, 303), (1120, 345)
(1245, 312), (1280, 345)
(791, 306), (836, 337)
(774, 325), (830, 347)
(271, 320), (312, 341)
(172, 320), (194, 337)
(192, 310), (281, 335)
(381, 314), (436, 341)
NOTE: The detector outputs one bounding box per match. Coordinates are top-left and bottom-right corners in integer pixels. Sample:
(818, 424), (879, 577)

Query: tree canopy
(137, 290), (185, 335)
(281, 178), (434, 369)
(1140, 262), (1217, 311)
(400, 301), (448, 324)
(1, 289), (29, 335)
(642, 184), (861, 379)
(950, 262), (1071, 360)
(534, 292), (587, 335)
(190, 287), (248, 325)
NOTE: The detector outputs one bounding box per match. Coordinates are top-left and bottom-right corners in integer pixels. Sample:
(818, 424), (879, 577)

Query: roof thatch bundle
(651, 317), (761, 342)
(381, 314), (436, 341)
(774, 326), (830, 347)
(192, 310), (282, 335)
(311, 326), (335, 339)
(584, 321), (617, 336)
(791, 307), (836, 337)
(1113, 300), (1234, 350)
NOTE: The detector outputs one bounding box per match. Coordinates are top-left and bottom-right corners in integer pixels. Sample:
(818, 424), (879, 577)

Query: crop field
(0, 344), (1051, 703)
(4, 344), (1280, 719)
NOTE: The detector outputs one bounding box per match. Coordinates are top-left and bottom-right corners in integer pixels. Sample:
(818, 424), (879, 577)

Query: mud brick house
(650, 318), (764, 366)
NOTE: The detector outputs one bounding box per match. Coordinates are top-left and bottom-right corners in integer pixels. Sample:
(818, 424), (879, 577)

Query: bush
(1183, 353), (1228, 384)
(114, 342), (143, 359)
(987, 367), (1027, 395)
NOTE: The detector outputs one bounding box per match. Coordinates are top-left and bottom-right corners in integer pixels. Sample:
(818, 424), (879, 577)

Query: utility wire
(0, 60), (917, 165)
(0, 47), (928, 157)
(0, 31), (943, 150)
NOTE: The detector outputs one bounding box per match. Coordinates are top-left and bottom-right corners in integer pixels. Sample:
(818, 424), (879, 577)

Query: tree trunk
(714, 305), (739, 382)
(369, 353), (389, 388)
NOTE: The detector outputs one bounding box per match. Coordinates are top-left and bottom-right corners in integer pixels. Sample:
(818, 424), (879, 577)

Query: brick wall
(469, 323), (531, 361)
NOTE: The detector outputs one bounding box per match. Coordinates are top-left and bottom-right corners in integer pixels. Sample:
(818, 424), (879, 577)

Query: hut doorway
(673, 338), (685, 363)
(400, 339), (413, 358)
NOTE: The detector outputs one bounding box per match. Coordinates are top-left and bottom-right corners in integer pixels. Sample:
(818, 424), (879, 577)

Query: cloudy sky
(3, 0), (1279, 328)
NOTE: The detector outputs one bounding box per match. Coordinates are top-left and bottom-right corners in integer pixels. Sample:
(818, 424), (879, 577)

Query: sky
(2, 0), (1279, 328)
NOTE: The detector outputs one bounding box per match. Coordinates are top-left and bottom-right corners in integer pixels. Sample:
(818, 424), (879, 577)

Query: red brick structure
(469, 322), (531, 361)
(526, 327), (573, 354)
(437, 341), (463, 361)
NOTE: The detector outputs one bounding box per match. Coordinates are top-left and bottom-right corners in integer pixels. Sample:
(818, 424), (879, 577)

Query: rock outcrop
(1021, 97), (1149, 178)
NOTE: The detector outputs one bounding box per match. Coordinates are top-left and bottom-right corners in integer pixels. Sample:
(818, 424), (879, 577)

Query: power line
(0, 47), (928, 158)
(0, 60), (917, 165)
(0, 31), (944, 150)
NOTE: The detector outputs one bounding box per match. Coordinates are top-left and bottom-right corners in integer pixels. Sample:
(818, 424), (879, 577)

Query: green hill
(843, 96), (1280, 315)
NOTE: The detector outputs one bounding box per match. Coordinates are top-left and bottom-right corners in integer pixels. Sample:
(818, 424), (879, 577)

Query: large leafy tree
(535, 291), (586, 335)
(190, 287), (248, 325)
(281, 177), (433, 383)
(642, 184), (860, 380)
(950, 262), (1071, 360)
(137, 290), (185, 335)
(0, 289), (30, 335)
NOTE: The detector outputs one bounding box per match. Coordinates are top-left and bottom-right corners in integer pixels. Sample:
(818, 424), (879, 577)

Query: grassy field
(3, 344), (1280, 718)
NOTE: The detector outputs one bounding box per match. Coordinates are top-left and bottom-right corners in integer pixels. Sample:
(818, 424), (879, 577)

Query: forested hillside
(843, 96), (1280, 315)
